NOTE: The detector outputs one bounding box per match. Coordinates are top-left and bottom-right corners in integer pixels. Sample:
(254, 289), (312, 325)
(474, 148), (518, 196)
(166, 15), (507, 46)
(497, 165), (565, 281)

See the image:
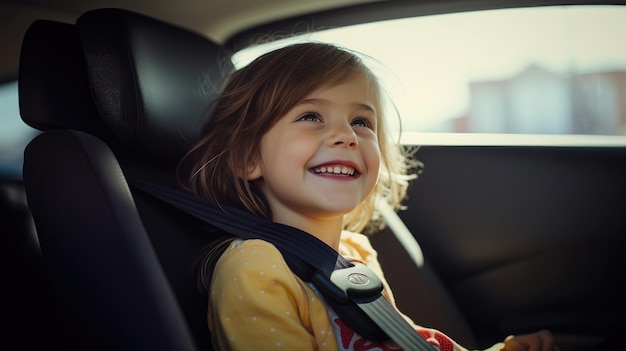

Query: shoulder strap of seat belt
(130, 180), (435, 351)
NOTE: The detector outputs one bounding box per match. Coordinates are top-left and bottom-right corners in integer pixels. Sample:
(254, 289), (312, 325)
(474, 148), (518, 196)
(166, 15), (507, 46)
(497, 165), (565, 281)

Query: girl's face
(247, 77), (381, 232)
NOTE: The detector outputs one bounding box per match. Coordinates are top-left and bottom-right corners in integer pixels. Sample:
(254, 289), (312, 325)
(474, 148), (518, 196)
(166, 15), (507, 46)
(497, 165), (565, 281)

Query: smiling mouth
(312, 165), (357, 176)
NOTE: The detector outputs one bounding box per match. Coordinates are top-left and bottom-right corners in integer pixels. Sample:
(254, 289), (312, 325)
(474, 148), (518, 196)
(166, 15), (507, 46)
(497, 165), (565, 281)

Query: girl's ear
(246, 160), (263, 180)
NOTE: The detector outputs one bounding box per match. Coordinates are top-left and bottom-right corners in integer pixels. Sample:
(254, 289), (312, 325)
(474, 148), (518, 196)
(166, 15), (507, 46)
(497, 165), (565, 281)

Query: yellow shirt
(207, 231), (504, 351)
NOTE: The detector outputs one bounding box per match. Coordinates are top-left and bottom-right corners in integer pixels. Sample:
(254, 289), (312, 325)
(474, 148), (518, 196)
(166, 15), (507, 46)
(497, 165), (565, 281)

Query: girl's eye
(352, 117), (373, 129)
(297, 112), (321, 122)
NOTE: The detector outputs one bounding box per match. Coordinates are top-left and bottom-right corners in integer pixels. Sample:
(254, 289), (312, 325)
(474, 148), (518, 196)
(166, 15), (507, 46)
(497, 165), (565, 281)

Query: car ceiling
(1, 0), (624, 84)
(0, 0), (376, 83)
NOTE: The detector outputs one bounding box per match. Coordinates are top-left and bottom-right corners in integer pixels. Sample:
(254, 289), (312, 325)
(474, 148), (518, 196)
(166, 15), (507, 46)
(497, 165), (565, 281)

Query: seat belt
(131, 180), (435, 351)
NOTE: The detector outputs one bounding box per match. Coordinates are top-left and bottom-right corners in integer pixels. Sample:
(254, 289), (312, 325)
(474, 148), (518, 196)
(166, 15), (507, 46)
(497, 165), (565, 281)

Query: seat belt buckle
(313, 263), (384, 304)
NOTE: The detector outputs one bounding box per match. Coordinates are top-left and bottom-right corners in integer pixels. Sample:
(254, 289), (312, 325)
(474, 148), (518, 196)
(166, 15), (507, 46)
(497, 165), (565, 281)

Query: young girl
(178, 43), (559, 351)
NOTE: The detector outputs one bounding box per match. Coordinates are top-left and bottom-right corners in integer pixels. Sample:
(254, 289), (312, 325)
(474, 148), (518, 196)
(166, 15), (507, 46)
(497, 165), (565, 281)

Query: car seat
(19, 8), (232, 350)
(0, 179), (71, 350)
(19, 7), (480, 351)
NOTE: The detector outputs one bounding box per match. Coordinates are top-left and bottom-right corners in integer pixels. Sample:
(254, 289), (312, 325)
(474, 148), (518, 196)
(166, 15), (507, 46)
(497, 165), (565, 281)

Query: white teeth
(313, 165), (355, 176)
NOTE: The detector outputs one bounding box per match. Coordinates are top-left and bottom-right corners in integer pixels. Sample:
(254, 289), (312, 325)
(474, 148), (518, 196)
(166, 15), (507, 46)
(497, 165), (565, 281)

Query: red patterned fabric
(333, 318), (456, 351)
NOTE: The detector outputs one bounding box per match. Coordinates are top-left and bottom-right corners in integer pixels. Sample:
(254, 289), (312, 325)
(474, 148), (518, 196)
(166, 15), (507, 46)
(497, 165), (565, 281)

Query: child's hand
(502, 330), (560, 351)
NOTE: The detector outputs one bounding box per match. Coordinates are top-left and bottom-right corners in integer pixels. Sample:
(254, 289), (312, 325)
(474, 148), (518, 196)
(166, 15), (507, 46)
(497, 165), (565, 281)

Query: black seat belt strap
(130, 180), (435, 351)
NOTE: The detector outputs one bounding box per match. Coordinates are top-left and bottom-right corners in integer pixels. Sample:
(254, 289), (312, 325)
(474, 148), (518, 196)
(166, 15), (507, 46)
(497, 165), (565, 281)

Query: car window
(0, 81), (39, 178)
(233, 5), (626, 146)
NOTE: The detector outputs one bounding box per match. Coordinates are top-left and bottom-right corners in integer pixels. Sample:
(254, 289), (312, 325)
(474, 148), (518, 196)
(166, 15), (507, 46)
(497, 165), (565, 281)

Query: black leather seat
(19, 9), (232, 350)
(0, 179), (68, 350)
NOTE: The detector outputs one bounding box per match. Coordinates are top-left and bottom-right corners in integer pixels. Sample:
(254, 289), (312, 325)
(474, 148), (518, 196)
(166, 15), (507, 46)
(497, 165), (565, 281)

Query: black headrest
(18, 20), (112, 140)
(20, 8), (233, 162)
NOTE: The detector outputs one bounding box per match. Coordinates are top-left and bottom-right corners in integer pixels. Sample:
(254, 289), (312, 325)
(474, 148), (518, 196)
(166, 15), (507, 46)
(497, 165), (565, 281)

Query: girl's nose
(330, 122), (358, 148)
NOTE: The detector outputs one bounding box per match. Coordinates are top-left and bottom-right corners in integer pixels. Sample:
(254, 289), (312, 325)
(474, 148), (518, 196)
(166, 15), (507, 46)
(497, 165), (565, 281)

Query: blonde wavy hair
(178, 42), (415, 235)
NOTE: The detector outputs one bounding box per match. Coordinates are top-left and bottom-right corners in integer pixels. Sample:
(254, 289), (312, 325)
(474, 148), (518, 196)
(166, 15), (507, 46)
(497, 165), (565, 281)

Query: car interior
(1, 1), (624, 350)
